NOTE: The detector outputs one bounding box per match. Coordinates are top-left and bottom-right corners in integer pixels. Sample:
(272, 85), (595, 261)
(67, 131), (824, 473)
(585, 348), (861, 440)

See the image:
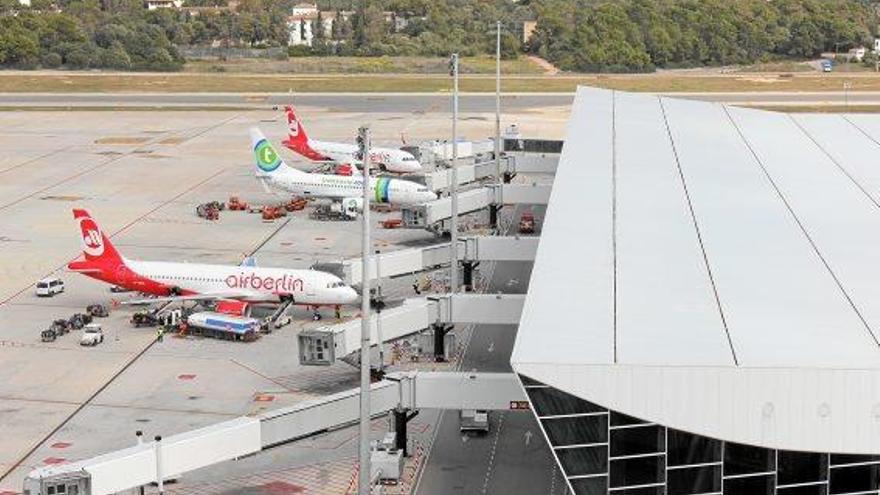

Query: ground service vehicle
(80, 323), (104, 346)
(86, 304), (109, 318)
(460, 409), (490, 433)
(131, 311), (159, 327)
(822, 60), (833, 72)
(68, 313), (92, 330)
(519, 210), (537, 234)
(227, 196), (248, 211)
(35, 277), (64, 297)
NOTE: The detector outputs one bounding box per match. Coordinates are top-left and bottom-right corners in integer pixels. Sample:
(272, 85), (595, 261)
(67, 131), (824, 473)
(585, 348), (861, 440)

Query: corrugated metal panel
(511, 86), (615, 366)
(726, 106), (880, 358)
(663, 96), (874, 367)
(614, 91), (732, 366)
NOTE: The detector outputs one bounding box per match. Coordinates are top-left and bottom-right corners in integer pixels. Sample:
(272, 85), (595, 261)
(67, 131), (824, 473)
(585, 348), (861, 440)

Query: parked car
(41, 328), (57, 342)
(80, 323), (104, 346)
(35, 277), (64, 297)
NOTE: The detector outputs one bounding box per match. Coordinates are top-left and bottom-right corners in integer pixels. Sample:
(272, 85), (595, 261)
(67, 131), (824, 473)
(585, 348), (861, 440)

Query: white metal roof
(511, 87), (880, 453)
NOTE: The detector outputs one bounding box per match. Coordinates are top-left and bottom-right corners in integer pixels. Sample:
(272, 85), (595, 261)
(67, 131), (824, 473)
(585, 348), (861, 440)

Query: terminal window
(520, 375), (880, 495)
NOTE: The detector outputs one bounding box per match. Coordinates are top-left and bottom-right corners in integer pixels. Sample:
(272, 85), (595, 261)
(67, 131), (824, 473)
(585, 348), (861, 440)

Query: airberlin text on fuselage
(225, 273), (303, 292)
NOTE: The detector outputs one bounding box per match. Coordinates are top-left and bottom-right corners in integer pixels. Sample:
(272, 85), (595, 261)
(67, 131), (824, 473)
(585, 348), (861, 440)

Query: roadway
(414, 205), (564, 495)
(0, 93), (573, 112)
(4, 91), (880, 111)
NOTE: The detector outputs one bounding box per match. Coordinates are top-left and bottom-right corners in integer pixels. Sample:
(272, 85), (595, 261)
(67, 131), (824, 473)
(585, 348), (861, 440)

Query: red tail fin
(282, 105), (329, 161)
(284, 105), (309, 146)
(72, 209), (123, 265)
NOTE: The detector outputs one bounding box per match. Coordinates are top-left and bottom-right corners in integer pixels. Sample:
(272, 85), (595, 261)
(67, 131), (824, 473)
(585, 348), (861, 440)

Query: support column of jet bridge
(297, 293), (526, 367)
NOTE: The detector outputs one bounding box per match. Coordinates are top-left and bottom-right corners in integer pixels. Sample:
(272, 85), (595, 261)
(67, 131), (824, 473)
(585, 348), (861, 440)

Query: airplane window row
(154, 275), (221, 283)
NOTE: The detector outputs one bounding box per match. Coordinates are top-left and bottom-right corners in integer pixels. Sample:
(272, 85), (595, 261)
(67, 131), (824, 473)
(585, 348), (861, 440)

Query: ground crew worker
(157, 327), (164, 342)
(334, 305), (341, 320)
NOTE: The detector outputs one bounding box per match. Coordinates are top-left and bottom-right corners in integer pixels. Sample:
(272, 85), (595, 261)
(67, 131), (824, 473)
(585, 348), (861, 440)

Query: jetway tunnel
(23, 372), (527, 495)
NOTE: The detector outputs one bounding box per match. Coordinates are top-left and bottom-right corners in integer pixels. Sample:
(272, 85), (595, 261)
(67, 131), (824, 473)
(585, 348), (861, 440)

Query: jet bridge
(422, 153), (558, 191)
(507, 152), (560, 175)
(23, 372), (526, 495)
(298, 293), (524, 366)
(401, 183), (551, 231)
(335, 235), (539, 286)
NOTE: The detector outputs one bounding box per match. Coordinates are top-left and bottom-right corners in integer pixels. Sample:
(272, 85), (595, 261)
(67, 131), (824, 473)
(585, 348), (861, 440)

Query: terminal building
(512, 87), (880, 495)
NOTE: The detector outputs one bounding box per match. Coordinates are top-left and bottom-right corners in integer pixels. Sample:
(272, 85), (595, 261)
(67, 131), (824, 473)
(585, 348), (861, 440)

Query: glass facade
(521, 375), (880, 495)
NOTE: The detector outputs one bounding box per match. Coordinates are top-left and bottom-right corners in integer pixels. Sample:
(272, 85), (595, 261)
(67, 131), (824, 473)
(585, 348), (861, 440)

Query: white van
(35, 277), (65, 297)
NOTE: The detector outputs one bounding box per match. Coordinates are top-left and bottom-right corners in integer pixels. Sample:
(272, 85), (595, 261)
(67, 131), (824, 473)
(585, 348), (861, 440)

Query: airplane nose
(342, 287), (358, 303)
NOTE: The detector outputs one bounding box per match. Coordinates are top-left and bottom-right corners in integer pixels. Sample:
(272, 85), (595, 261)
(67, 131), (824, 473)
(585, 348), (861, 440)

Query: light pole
(495, 21), (502, 183)
(449, 53), (459, 294)
(357, 125), (372, 495)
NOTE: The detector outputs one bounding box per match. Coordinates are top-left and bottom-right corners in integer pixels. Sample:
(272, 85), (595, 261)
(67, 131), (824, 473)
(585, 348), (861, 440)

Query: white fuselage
(262, 167), (437, 206)
(124, 260), (357, 305)
(311, 139), (422, 174)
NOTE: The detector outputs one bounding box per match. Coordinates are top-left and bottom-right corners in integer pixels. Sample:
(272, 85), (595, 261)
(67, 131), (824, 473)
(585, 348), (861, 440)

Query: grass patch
(183, 55), (544, 75)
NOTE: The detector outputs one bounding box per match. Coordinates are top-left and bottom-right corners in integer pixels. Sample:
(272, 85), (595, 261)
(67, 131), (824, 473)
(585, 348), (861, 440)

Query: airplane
(251, 127), (438, 206)
(281, 105), (423, 174)
(66, 209), (358, 309)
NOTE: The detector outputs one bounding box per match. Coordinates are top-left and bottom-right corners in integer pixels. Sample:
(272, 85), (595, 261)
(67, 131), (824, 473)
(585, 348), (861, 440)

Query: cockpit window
(327, 281), (346, 288)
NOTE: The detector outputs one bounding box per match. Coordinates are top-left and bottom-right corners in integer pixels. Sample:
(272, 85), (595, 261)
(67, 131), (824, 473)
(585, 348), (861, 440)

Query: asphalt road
(3, 91), (880, 111)
(0, 93), (573, 112)
(415, 205), (564, 495)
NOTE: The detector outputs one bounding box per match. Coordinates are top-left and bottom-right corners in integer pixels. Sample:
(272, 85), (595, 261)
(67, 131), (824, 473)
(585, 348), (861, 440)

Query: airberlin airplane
(66, 209), (358, 307)
(281, 105), (423, 174)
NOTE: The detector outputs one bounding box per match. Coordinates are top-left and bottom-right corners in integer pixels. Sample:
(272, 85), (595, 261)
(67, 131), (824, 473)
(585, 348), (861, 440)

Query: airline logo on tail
(255, 139), (282, 173)
(287, 111), (299, 137)
(285, 106), (305, 141)
(72, 209), (123, 264)
(80, 216), (104, 257)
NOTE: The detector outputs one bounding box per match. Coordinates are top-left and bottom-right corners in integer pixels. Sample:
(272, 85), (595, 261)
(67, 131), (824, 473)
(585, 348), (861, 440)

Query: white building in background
(145, 0), (182, 9)
(849, 46), (867, 61)
(287, 3), (338, 47)
(513, 86), (880, 495)
(287, 3), (405, 47)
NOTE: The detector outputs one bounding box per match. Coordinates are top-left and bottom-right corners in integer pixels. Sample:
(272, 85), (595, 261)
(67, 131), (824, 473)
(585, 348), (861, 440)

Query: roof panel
(511, 87), (615, 366)
(726, 106), (880, 358)
(614, 91), (733, 366)
(662, 97), (874, 367)
(793, 114), (880, 208)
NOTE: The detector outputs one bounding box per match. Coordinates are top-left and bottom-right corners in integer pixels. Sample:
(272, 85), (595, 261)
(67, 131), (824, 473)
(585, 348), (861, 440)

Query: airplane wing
(120, 291), (254, 306)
